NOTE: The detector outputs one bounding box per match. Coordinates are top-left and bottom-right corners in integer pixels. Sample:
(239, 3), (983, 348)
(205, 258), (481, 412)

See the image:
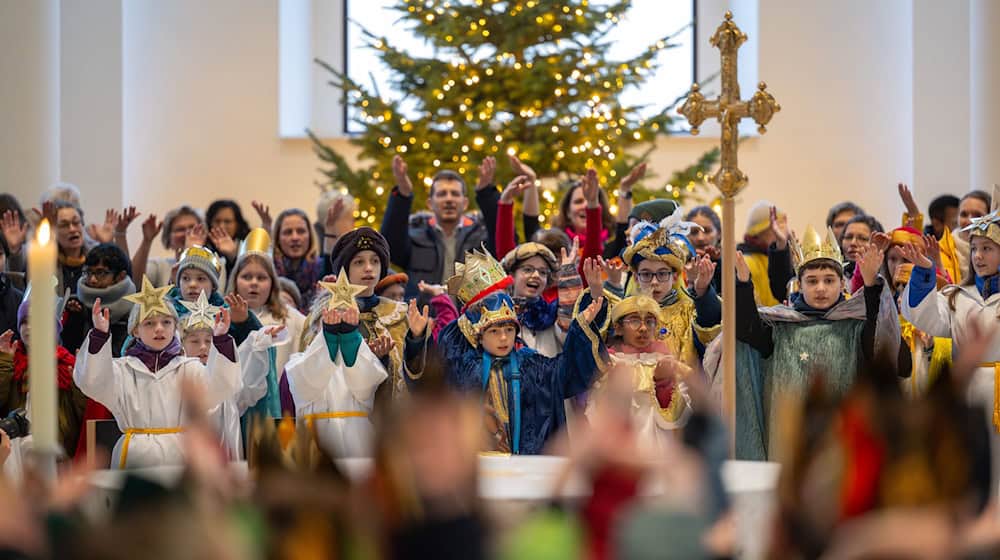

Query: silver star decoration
(799, 352), (810, 362)
(180, 291), (221, 331)
(962, 209), (1000, 233)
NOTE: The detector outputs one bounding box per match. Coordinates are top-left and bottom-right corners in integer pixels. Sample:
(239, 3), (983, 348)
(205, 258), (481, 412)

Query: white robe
(284, 330), (387, 458)
(211, 328), (290, 461)
(902, 282), (1000, 494)
(73, 333), (241, 469)
(588, 351), (693, 455)
(253, 305), (306, 376)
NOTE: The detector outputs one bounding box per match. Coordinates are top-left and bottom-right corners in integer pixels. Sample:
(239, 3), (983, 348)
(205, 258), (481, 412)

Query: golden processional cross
(678, 11), (780, 457)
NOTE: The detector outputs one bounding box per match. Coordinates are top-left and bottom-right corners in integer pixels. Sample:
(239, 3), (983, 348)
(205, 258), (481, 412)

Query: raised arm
(495, 175), (533, 258)
(899, 242), (953, 338)
(380, 156), (416, 270)
(474, 156), (500, 255)
(735, 252), (774, 357)
(131, 214), (162, 287)
(766, 206), (794, 303)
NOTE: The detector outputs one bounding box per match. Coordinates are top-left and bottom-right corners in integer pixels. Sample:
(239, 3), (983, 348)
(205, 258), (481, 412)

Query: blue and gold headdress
(623, 206), (699, 274)
(457, 292), (520, 346)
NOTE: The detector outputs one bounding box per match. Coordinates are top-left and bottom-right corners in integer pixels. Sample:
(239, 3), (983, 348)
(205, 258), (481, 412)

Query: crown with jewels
(447, 245), (510, 307)
(790, 225), (843, 272)
(457, 292), (520, 345)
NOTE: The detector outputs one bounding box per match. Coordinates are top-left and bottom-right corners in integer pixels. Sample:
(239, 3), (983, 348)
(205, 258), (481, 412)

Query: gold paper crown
(178, 245), (223, 275)
(473, 300), (519, 334)
(791, 225), (843, 272)
(239, 227), (273, 259)
(447, 245), (508, 305)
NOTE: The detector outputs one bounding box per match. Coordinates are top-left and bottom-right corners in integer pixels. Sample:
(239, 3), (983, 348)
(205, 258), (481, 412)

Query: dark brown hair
(554, 183), (613, 233)
(272, 209), (317, 262)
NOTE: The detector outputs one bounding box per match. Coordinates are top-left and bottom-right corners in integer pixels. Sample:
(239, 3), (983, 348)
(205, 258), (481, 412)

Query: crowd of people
(3, 156), (1000, 558)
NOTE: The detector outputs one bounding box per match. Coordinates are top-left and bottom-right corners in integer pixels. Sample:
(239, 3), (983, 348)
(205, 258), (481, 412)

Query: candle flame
(38, 219), (51, 245)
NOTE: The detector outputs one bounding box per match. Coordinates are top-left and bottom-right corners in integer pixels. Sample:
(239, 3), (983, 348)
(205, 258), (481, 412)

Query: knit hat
(628, 199), (680, 224)
(328, 227), (390, 279)
(745, 200), (783, 237)
(375, 272), (409, 295)
(175, 245), (223, 292)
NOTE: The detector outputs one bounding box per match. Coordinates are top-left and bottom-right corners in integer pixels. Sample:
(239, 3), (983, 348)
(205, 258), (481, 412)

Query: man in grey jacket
(380, 155), (501, 301)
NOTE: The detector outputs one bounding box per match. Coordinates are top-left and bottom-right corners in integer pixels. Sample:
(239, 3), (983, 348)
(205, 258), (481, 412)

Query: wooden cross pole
(677, 11), (780, 457)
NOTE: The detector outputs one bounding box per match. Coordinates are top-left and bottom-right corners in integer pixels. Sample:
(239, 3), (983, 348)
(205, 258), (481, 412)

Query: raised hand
(770, 206), (788, 250)
(417, 280), (446, 297)
(580, 296), (604, 325)
(92, 298), (111, 333)
(922, 233), (944, 271)
(735, 251), (751, 283)
(140, 214), (162, 245)
(560, 236), (580, 267)
(508, 154), (537, 181)
(321, 307), (342, 326)
(209, 226), (237, 260)
(858, 243), (886, 287)
(116, 206), (140, 234)
(186, 222), (208, 248)
(581, 168), (600, 209)
(369, 334), (396, 358)
(392, 155), (414, 196)
(265, 324), (286, 339)
(619, 162), (647, 194)
(898, 182), (920, 216)
(0, 330), (16, 355)
(582, 257), (603, 299)
(86, 209), (117, 243)
(476, 156), (497, 190)
(213, 307), (231, 336)
(692, 254), (718, 297)
(871, 231), (891, 252)
(0, 210), (27, 252)
(224, 293), (249, 324)
(500, 175), (533, 204)
(40, 200), (57, 225)
(325, 197), (346, 232)
(407, 298), (432, 338)
(899, 242), (933, 269)
(251, 200), (273, 232)
(605, 257), (627, 288)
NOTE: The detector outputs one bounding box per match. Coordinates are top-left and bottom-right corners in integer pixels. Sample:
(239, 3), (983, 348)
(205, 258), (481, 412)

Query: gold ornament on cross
(319, 269), (368, 311)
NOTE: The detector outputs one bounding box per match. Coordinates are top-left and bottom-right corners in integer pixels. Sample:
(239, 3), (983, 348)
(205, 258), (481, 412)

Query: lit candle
(28, 219), (57, 454)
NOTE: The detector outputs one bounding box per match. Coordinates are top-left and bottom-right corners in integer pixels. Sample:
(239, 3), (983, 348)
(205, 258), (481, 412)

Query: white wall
(1, 0), (988, 248)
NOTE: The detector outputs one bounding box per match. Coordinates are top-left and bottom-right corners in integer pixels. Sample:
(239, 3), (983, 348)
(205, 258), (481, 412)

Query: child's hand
(369, 334), (396, 358)
(213, 307), (231, 336)
(560, 236), (579, 267)
(265, 324), (286, 339)
(605, 257), (626, 288)
(0, 330), (16, 355)
(692, 255), (718, 297)
(654, 354), (681, 383)
(583, 257), (603, 299)
(321, 308), (342, 326)
(224, 293), (249, 323)
(859, 243), (886, 287)
(92, 298), (111, 333)
(735, 251), (751, 283)
(580, 296), (603, 325)
(407, 299), (432, 338)
(342, 307), (360, 326)
(64, 298), (83, 314)
(900, 242), (933, 269)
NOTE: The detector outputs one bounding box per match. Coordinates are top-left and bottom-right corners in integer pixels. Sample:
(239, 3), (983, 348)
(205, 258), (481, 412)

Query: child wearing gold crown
(589, 295), (694, 453)
(284, 270), (389, 458)
(424, 255), (607, 454)
(73, 276), (242, 469)
(707, 226), (899, 461)
(900, 184), (1000, 490)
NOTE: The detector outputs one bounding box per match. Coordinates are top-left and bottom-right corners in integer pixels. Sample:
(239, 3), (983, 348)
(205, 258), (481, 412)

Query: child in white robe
(284, 301), (387, 458)
(73, 277), (241, 469)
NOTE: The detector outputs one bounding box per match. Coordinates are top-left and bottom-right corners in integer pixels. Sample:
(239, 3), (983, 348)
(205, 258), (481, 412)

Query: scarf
(58, 252), (87, 268)
(513, 296), (558, 332)
(658, 289), (679, 307)
(357, 294), (381, 313)
(564, 225), (609, 247)
(12, 341), (76, 391)
(791, 292), (847, 318)
(975, 274), (1000, 299)
(125, 337), (183, 372)
(76, 277), (136, 323)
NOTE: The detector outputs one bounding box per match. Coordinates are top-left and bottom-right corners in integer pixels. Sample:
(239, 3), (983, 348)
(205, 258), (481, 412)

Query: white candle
(28, 219), (58, 453)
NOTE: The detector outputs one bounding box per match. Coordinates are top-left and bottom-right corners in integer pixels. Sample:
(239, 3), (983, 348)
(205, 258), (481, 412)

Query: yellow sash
(303, 411), (369, 433)
(981, 362), (1000, 433)
(120, 427), (184, 469)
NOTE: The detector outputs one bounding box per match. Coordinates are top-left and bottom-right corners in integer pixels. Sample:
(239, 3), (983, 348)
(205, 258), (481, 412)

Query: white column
(0, 0), (60, 205)
(970, 0), (1000, 192)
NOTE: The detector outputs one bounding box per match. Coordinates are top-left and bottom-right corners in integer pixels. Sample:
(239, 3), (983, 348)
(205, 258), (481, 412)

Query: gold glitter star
(318, 269), (367, 311)
(124, 276), (175, 322)
(179, 291), (220, 331)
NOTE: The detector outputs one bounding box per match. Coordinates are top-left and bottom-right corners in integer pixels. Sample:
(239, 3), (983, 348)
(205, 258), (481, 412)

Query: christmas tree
(310, 0), (719, 226)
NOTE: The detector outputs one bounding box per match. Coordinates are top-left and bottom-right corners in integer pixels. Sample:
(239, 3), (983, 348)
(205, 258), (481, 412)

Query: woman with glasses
(619, 208), (722, 366)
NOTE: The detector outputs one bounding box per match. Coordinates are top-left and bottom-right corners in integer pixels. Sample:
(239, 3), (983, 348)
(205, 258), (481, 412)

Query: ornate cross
(677, 11), (780, 457)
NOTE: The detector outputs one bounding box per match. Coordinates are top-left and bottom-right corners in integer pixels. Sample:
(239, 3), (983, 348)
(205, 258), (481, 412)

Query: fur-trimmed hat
(328, 227), (390, 279)
(500, 242), (558, 275)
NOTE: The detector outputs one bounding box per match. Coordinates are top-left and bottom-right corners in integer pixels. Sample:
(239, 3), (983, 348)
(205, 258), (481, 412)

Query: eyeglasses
(517, 266), (549, 277)
(620, 316), (658, 330)
(82, 268), (114, 279)
(56, 219), (82, 230)
(635, 270), (674, 283)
